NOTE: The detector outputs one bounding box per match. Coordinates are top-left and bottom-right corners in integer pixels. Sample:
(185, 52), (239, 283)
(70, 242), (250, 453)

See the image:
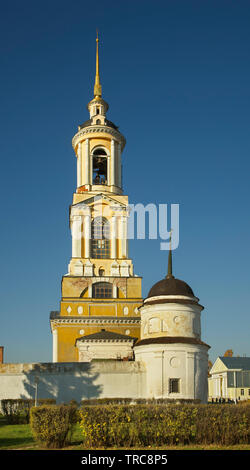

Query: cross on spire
(166, 229), (173, 279)
(94, 30), (102, 97)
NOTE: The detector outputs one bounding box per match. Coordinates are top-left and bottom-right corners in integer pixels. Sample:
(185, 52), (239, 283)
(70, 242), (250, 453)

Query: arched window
(92, 282), (113, 298)
(91, 217), (110, 259)
(92, 148), (107, 184)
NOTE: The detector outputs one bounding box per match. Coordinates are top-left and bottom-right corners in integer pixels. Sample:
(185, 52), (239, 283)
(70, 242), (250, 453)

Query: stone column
(72, 216), (82, 258)
(84, 139), (90, 185)
(113, 285), (117, 298)
(77, 143), (82, 187)
(120, 215), (127, 258)
(84, 214), (91, 258)
(111, 139), (116, 187)
(52, 329), (58, 363)
(117, 142), (122, 188)
(88, 284), (92, 298)
(111, 215), (117, 258)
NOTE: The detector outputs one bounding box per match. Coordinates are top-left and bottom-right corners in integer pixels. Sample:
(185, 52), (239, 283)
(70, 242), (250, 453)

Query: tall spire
(166, 229), (173, 279)
(94, 30), (102, 98)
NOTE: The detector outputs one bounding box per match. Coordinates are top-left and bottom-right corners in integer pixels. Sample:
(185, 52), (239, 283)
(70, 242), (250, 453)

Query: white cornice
(72, 126), (126, 149)
(144, 295), (199, 303)
(71, 193), (127, 210)
(76, 339), (134, 344)
(51, 317), (140, 326)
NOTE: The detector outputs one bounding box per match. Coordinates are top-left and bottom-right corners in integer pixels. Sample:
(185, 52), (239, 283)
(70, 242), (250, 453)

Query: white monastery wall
(0, 361), (147, 404)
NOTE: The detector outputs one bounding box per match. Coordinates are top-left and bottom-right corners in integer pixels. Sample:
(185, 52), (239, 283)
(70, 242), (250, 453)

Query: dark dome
(147, 276), (195, 299)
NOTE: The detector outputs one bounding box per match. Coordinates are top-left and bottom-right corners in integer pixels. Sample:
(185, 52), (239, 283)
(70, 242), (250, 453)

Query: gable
(71, 194), (127, 216)
(73, 193), (126, 208)
(210, 357), (228, 375)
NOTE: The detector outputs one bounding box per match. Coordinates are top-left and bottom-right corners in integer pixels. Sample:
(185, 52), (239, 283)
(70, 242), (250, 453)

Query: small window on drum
(92, 282), (112, 299)
(169, 378), (180, 393)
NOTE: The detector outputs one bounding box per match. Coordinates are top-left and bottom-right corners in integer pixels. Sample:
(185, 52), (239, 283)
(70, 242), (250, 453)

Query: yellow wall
(61, 276), (142, 300)
(60, 300), (141, 317)
(57, 274), (142, 362)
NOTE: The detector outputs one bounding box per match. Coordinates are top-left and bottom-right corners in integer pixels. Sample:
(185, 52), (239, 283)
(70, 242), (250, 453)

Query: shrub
(1, 399), (56, 424)
(79, 404), (250, 448)
(194, 404), (250, 445)
(30, 405), (77, 449)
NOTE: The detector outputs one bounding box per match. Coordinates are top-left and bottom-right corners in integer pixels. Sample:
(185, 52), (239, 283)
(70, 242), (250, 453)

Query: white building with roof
(208, 356), (250, 402)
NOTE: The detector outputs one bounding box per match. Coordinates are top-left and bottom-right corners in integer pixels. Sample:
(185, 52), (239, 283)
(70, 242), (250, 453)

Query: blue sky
(0, 0), (249, 364)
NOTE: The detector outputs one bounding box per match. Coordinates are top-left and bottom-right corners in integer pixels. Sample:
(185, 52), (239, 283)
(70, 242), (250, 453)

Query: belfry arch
(92, 147), (108, 185)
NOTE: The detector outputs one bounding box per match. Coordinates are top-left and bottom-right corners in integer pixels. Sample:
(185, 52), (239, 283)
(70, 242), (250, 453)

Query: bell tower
(75, 34), (124, 195)
(50, 34), (143, 362)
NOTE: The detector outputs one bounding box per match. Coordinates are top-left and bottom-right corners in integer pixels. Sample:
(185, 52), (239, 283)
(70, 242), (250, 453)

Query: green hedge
(30, 405), (77, 448)
(1, 399), (56, 424)
(79, 404), (250, 447)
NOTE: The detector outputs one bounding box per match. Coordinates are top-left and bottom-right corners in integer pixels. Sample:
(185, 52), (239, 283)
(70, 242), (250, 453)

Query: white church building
(0, 36), (210, 405)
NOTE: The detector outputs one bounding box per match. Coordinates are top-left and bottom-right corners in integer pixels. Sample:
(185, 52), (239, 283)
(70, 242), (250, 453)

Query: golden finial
(94, 30), (102, 97)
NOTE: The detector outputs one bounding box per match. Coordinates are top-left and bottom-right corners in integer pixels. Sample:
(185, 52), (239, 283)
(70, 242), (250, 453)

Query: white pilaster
(52, 329), (58, 363)
(84, 214), (91, 258)
(111, 215), (117, 258)
(77, 143), (81, 187)
(77, 143), (82, 187)
(111, 139), (116, 186)
(84, 139), (90, 185)
(120, 215), (127, 258)
(117, 142), (122, 188)
(113, 285), (117, 298)
(186, 351), (195, 398)
(72, 216), (82, 258)
(84, 259), (94, 276)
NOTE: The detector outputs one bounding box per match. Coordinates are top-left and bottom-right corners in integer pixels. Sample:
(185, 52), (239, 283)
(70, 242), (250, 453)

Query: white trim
(52, 329), (58, 362)
(111, 216), (117, 258)
(50, 318), (140, 325)
(77, 143), (81, 187)
(72, 216), (82, 258)
(72, 127), (126, 151)
(84, 214), (91, 258)
(117, 142), (122, 188)
(111, 139), (116, 186)
(144, 295), (198, 303)
(113, 285), (117, 298)
(84, 139), (90, 185)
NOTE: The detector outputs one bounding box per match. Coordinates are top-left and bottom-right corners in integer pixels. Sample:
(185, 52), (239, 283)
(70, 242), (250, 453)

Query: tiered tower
(50, 35), (142, 362)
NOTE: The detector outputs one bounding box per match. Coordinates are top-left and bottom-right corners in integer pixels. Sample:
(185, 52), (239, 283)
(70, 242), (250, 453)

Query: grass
(0, 422), (34, 449)
(0, 417), (82, 450)
(0, 418), (249, 451)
